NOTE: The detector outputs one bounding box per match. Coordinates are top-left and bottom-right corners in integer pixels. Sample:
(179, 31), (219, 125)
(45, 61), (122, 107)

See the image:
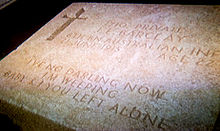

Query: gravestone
(0, 3), (219, 130)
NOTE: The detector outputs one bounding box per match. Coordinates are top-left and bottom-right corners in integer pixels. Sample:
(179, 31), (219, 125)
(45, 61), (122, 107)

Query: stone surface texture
(0, 3), (219, 130)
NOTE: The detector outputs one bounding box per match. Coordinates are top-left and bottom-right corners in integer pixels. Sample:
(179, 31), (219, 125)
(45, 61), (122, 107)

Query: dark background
(0, 0), (219, 130)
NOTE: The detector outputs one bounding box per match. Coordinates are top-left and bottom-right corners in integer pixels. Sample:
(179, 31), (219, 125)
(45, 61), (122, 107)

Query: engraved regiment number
(47, 8), (87, 41)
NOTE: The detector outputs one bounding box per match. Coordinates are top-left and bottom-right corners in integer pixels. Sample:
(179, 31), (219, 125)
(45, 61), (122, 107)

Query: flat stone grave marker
(0, 3), (219, 130)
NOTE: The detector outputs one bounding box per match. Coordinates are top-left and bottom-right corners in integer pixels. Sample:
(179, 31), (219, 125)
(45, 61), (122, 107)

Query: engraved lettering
(143, 112), (158, 126)
(60, 87), (71, 95)
(150, 88), (166, 99)
(120, 106), (129, 117)
(52, 85), (61, 92)
(138, 86), (149, 94)
(109, 103), (119, 114)
(108, 90), (118, 98)
(158, 118), (170, 130)
(130, 107), (141, 120)
(124, 82), (137, 92)
(80, 93), (90, 102)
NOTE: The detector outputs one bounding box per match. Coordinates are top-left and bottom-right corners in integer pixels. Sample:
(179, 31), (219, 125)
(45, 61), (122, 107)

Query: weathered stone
(0, 3), (219, 130)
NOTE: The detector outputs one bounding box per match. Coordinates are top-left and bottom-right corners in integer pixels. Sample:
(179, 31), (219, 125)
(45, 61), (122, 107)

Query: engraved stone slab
(0, 3), (219, 130)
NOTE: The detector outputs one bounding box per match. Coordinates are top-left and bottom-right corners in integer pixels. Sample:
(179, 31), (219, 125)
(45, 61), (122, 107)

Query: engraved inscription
(0, 56), (172, 130)
(0, 4), (219, 130)
(1, 69), (171, 130)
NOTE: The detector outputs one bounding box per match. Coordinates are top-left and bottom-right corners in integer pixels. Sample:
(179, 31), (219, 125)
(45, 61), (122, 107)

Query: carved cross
(47, 8), (87, 41)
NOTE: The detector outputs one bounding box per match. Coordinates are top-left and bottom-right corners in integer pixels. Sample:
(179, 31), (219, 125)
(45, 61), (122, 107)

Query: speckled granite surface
(0, 3), (219, 130)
